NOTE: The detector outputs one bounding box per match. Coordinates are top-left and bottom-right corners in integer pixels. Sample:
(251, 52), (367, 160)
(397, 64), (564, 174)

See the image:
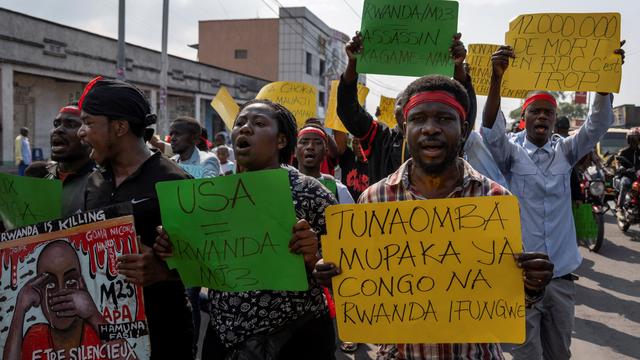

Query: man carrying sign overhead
(316, 74), (554, 360)
(337, 32), (477, 184)
(481, 43), (625, 359)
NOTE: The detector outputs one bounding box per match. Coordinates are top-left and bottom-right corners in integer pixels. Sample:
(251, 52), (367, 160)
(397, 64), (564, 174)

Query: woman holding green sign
(155, 99), (338, 360)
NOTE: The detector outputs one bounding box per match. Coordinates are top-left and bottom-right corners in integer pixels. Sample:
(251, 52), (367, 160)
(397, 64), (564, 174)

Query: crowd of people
(8, 23), (627, 360)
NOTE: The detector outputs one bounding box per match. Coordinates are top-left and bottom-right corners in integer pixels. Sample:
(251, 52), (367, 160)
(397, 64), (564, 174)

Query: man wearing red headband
(45, 104), (94, 216)
(337, 32), (476, 184)
(295, 123), (353, 204)
(316, 74), (553, 360)
(481, 44), (625, 360)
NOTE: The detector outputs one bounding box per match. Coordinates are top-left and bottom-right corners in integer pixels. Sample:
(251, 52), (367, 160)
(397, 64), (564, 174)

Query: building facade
(612, 104), (640, 129)
(197, 7), (353, 117)
(0, 7), (269, 165)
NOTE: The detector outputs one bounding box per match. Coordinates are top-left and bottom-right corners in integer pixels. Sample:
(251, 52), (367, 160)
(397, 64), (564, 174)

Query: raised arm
(337, 32), (375, 138)
(450, 33), (477, 136)
(482, 46), (515, 129)
(480, 46), (518, 174)
(333, 129), (349, 156)
(562, 41), (625, 164)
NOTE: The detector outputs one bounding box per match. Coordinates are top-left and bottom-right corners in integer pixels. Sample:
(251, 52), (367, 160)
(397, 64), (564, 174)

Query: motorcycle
(614, 156), (640, 233)
(576, 164), (607, 252)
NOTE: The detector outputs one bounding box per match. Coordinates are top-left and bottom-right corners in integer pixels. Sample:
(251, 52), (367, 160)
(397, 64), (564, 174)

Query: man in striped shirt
(315, 75), (554, 360)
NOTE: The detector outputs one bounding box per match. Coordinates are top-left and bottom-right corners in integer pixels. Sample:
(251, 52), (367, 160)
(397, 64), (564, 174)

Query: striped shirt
(359, 158), (508, 360)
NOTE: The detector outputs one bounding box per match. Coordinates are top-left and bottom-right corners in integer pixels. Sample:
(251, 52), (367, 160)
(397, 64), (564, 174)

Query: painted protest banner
(467, 44), (529, 98)
(325, 80), (370, 133)
(504, 13), (622, 93)
(0, 172), (62, 230)
(357, 0), (458, 77)
(377, 95), (397, 128)
(323, 196), (525, 343)
(256, 82), (317, 127)
(156, 169), (308, 292)
(210, 86), (240, 131)
(0, 204), (150, 360)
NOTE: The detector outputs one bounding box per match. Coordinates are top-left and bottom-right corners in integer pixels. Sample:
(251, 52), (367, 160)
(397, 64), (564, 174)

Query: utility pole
(158, 0), (170, 137)
(116, 0), (126, 80)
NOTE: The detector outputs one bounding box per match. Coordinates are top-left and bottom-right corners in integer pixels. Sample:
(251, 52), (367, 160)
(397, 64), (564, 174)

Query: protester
(196, 128), (212, 151)
(304, 118), (339, 176)
(155, 99), (337, 360)
(213, 131), (234, 161)
(337, 32), (476, 183)
(44, 104), (94, 216)
(334, 130), (369, 201)
(481, 43), (624, 359)
(296, 123), (353, 204)
(77, 77), (194, 359)
(15, 127), (32, 176)
(554, 116), (571, 138)
(615, 127), (640, 219)
(315, 74), (554, 359)
(216, 145), (235, 175)
(169, 116), (221, 178)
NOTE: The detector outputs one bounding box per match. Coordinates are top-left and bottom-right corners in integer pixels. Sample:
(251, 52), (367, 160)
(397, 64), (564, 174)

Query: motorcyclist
(615, 127), (640, 219)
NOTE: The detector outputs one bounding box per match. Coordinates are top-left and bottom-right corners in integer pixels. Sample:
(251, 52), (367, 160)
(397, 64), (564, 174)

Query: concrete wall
(198, 19), (279, 82)
(0, 7), (270, 163)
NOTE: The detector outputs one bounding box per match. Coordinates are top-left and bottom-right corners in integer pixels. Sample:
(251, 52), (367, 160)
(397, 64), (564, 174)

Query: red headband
(298, 127), (327, 142)
(59, 105), (81, 116)
(522, 93), (557, 114)
(403, 91), (467, 121)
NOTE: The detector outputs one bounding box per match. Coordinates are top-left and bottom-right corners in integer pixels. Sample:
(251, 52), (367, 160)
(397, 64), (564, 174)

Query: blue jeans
(18, 161), (28, 176)
(618, 177), (632, 207)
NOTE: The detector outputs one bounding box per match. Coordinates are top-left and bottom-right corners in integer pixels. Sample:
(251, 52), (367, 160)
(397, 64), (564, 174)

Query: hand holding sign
(117, 243), (172, 286)
(289, 219), (319, 270)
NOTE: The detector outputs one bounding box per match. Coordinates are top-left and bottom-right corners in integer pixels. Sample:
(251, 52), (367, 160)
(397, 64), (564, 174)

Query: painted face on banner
(36, 240), (85, 330)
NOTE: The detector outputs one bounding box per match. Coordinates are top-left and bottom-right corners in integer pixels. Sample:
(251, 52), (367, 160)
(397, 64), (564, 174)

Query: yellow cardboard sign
(378, 95), (397, 128)
(323, 196), (525, 344)
(256, 81), (318, 127)
(504, 13), (622, 93)
(325, 80), (370, 133)
(467, 44), (529, 99)
(210, 86), (240, 130)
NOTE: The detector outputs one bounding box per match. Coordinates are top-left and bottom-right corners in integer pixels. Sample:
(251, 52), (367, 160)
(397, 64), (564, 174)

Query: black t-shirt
(84, 151), (194, 359)
(339, 147), (370, 201)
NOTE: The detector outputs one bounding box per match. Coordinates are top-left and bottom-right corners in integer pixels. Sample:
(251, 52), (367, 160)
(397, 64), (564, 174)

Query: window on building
(235, 49), (248, 59)
(319, 59), (325, 79)
(306, 52), (313, 75)
(319, 91), (325, 107)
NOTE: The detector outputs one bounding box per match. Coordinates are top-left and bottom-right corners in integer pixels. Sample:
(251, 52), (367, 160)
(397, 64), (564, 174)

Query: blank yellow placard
(378, 95), (397, 128)
(325, 80), (370, 133)
(504, 13), (622, 93)
(323, 196), (525, 344)
(210, 86), (240, 130)
(467, 44), (529, 99)
(256, 81), (317, 127)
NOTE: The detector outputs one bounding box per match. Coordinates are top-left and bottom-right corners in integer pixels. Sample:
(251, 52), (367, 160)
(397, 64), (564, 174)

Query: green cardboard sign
(0, 173), (62, 230)
(319, 178), (338, 199)
(156, 168), (308, 292)
(357, 0), (458, 77)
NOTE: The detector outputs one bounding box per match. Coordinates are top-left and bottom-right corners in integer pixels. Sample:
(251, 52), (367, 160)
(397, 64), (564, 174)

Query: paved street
(336, 213), (640, 359)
